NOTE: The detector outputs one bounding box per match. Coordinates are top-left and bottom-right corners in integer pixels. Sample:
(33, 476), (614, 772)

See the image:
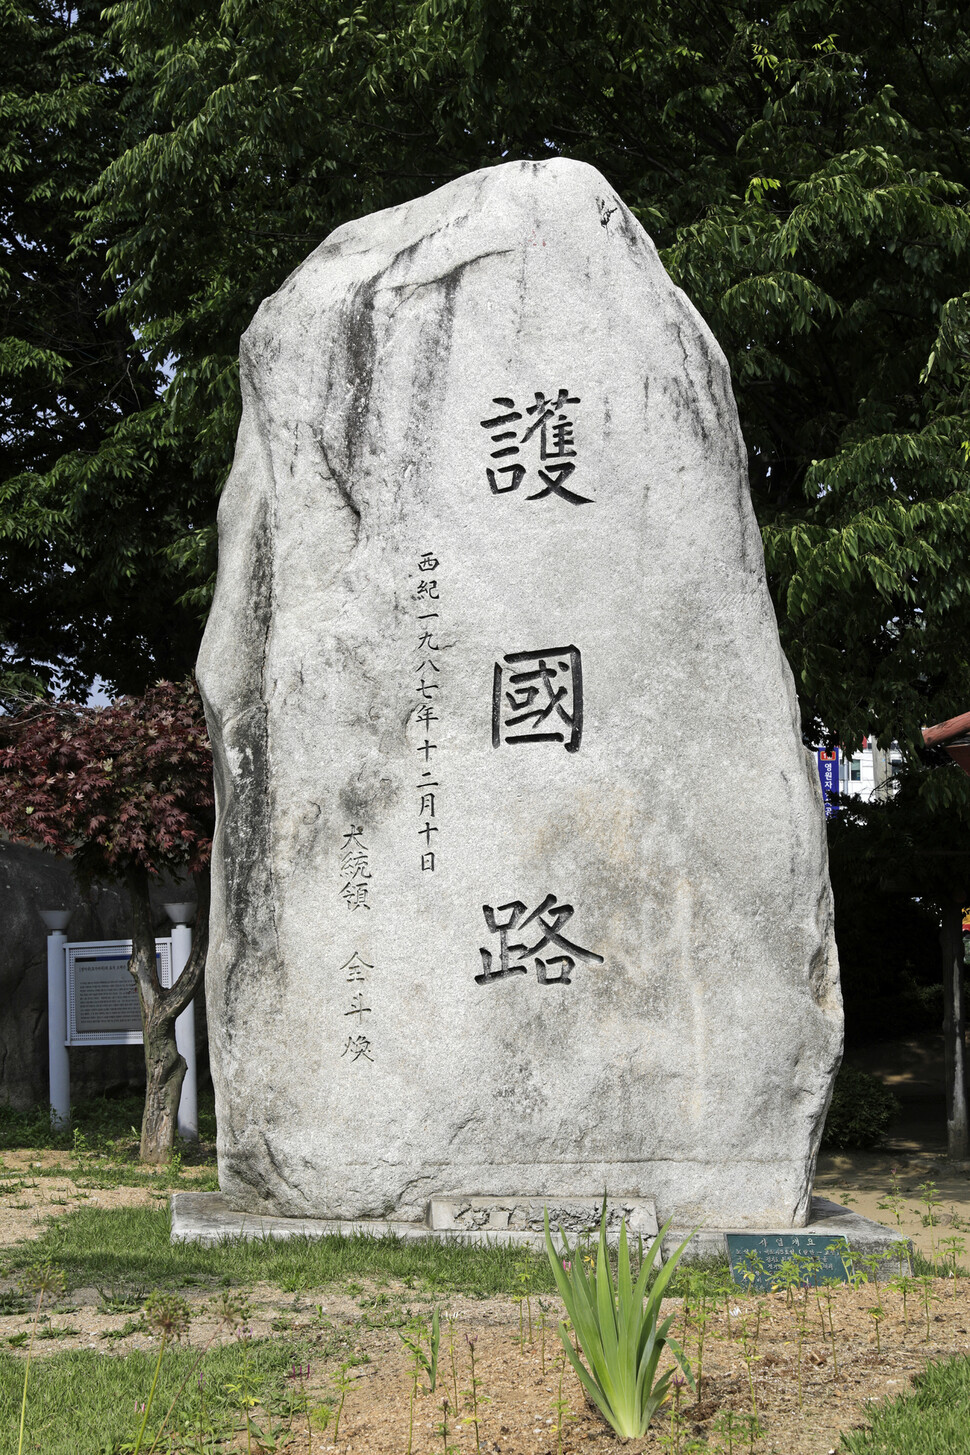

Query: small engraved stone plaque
(726, 1232), (852, 1290)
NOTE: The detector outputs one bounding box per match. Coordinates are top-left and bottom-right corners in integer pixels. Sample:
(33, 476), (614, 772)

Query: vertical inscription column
(475, 387), (602, 989)
(336, 827), (375, 1064)
(412, 551), (452, 873)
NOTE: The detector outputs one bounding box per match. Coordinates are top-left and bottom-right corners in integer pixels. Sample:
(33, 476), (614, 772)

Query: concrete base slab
(171, 1191), (558, 1251)
(171, 1191), (909, 1274)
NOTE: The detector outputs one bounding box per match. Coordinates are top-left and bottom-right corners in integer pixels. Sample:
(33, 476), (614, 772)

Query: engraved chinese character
(492, 646), (583, 752)
(344, 991), (372, 1022)
(340, 881), (370, 911)
(480, 390), (591, 504)
(340, 850), (372, 882)
(342, 1034), (373, 1062)
(418, 553), (439, 572)
(340, 951), (372, 983)
(476, 894), (605, 985)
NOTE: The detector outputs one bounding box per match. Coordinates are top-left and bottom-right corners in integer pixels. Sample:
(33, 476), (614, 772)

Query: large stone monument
(197, 158), (842, 1232)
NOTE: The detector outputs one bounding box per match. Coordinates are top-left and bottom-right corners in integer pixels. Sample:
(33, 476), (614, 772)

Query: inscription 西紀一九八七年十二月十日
(413, 550), (454, 872)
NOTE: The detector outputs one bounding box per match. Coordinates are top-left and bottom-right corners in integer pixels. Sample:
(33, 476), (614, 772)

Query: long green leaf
(543, 1206), (697, 1440)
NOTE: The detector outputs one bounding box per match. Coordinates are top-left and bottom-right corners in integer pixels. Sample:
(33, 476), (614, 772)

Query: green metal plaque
(725, 1232), (852, 1291)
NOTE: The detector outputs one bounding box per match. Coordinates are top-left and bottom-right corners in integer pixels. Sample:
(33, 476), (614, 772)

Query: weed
(538, 1297), (552, 1374)
(867, 1301), (886, 1357)
(9, 1204), (555, 1298)
(133, 1292), (190, 1453)
(399, 1305), (440, 1392)
(100, 1316), (147, 1341)
(918, 1274), (938, 1340)
(939, 1234), (966, 1289)
(462, 1333), (485, 1453)
(405, 1355), (419, 1455)
(97, 1285), (147, 1314)
(16, 1261), (65, 1455)
(550, 1349), (576, 1455)
(877, 1166), (904, 1228)
(433, 1395), (460, 1455)
(446, 1310), (460, 1411)
(842, 1352), (970, 1452)
(712, 1408), (746, 1454)
(331, 1359), (354, 1441)
(919, 1181), (943, 1259)
(515, 1257), (534, 1346)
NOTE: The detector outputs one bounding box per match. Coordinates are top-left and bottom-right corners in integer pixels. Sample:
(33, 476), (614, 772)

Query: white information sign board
(65, 939), (174, 1047)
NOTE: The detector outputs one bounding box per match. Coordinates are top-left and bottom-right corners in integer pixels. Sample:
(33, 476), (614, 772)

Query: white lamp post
(39, 909), (72, 1129)
(163, 902), (198, 1142)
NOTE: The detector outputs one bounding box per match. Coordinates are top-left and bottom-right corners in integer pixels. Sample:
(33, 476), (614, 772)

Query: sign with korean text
(726, 1232), (852, 1290)
(816, 749), (840, 816)
(65, 939), (174, 1047)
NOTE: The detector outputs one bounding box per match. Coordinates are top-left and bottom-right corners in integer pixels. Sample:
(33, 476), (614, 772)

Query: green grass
(2, 1204), (560, 1297)
(2, 1204), (738, 1301)
(0, 1336), (306, 1454)
(841, 1354), (970, 1453)
(0, 1092), (217, 1160)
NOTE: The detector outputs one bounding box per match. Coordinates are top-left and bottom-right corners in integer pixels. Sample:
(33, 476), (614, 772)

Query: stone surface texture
(428, 1194), (658, 1237)
(197, 158), (842, 1229)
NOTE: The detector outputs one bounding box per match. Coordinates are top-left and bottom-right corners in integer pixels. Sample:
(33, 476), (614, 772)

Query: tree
(0, 680), (213, 1162)
(77, 0), (970, 757)
(829, 758), (970, 1158)
(0, 2), (208, 703)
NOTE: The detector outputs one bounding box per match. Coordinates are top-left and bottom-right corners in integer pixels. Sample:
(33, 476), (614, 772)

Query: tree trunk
(941, 898), (968, 1161)
(126, 866), (210, 1164)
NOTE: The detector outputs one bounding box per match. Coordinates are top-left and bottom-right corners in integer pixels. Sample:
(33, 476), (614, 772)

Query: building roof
(922, 710), (970, 775)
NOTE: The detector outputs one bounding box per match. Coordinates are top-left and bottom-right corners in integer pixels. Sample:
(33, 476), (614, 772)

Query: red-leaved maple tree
(0, 679), (213, 1162)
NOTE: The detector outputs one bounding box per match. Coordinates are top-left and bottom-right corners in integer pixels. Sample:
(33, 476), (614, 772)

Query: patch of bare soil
(815, 1148), (970, 1263)
(4, 1150), (970, 1452)
(6, 1271), (970, 1454)
(256, 1278), (970, 1455)
(0, 1148), (174, 1246)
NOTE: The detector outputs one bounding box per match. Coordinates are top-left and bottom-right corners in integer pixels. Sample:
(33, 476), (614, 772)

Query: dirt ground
(4, 1037), (970, 1453)
(3, 1145), (970, 1454)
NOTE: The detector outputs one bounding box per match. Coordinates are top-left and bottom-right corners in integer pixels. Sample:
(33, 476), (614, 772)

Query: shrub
(821, 1067), (900, 1151)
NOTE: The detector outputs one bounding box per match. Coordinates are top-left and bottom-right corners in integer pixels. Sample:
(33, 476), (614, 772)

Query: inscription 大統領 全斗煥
(339, 950), (374, 1063)
(338, 823), (371, 911)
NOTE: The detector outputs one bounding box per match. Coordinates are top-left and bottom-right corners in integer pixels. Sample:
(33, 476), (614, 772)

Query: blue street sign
(817, 748), (840, 816)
